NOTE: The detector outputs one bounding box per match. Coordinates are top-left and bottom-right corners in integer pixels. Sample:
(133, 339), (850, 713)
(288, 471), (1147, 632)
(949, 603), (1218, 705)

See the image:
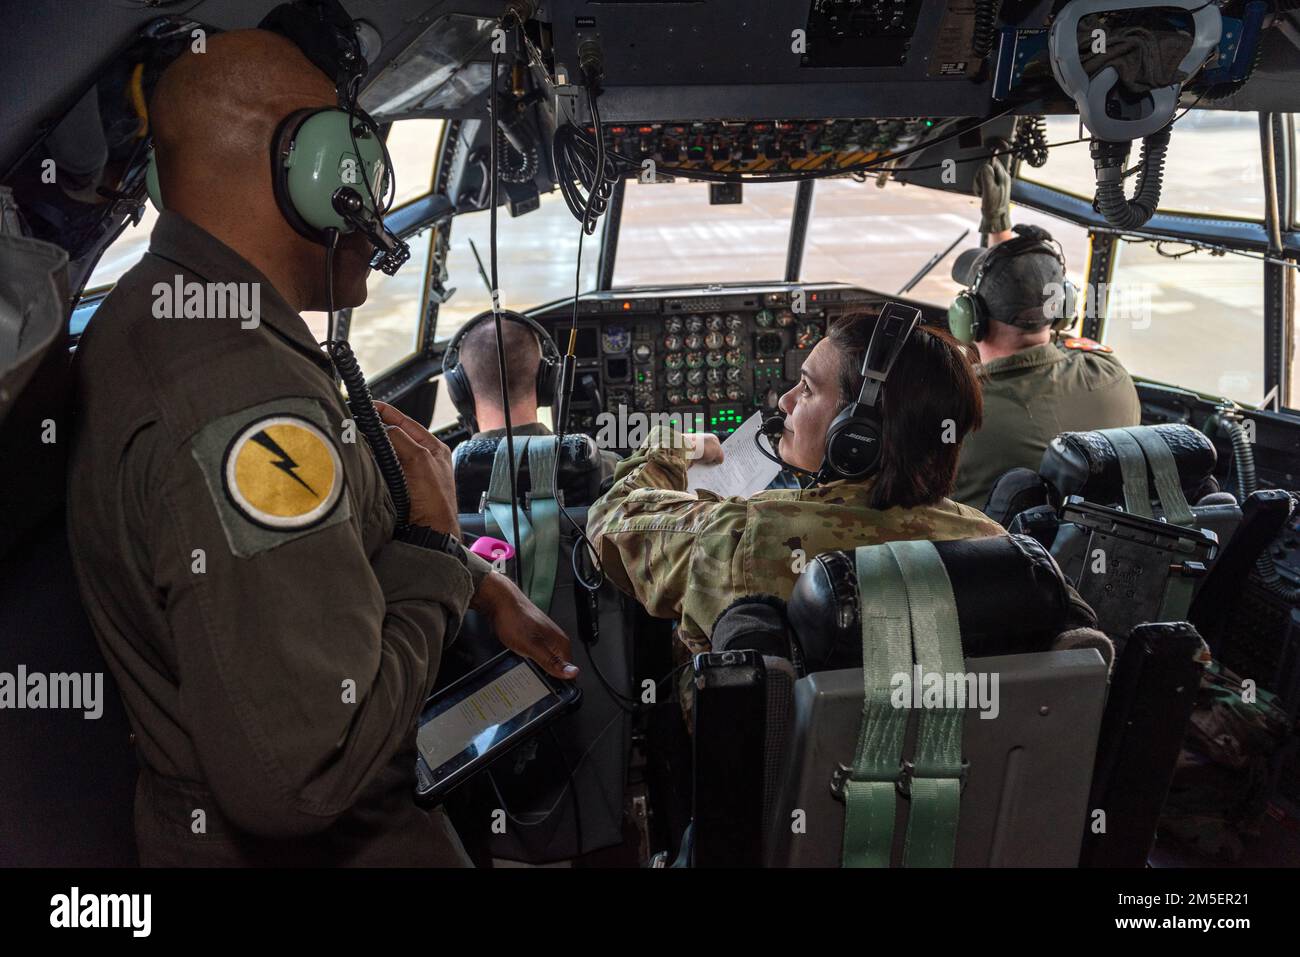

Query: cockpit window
(1021, 113), (1266, 221)
(1101, 239), (1264, 405)
(344, 227), (434, 379)
(800, 178), (1090, 307)
(436, 186), (599, 342)
(83, 206), (158, 294)
(613, 180), (797, 286)
(385, 118), (444, 210)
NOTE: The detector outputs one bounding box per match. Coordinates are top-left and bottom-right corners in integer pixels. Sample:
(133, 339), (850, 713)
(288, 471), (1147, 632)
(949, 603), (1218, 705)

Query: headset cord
(487, 47), (524, 586)
(321, 229), (411, 526)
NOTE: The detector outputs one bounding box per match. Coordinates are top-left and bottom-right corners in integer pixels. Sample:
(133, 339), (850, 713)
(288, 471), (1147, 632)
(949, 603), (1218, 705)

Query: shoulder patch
(191, 397), (351, 558)
(1061, 336), (1113, 354)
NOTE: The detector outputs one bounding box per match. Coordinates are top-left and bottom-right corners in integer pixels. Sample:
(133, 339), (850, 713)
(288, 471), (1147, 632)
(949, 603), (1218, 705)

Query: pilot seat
(685, 534), (1113, 867)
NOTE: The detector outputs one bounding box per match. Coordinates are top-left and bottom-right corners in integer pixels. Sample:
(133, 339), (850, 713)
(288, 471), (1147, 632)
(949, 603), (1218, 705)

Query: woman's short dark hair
(826, 312), (983, 509)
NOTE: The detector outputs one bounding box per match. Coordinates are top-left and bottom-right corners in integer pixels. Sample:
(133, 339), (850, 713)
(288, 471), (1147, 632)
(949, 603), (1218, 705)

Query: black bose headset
(819, 301), (922, 482)
(441, 310), (562, 433)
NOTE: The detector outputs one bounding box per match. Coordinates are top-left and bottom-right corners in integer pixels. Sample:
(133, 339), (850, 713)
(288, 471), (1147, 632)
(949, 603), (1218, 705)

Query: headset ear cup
(271, 109), (326, 243)
(822, 406), (884, 480)
(948, 293), (981, 344)
(1055, 280), (1080, 331)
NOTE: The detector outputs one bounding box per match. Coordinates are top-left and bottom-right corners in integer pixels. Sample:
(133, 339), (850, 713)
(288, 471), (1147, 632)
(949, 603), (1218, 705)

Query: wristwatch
(393, 524), (469, 567)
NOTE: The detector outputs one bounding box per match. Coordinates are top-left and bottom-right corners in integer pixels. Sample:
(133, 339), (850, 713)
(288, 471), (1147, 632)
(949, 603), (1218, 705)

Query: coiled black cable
(1013, 115), (1050, 167)
(972, 0), (1003, 59)
(1091, 126), (1171, 229)
(323, 230), (410, 527)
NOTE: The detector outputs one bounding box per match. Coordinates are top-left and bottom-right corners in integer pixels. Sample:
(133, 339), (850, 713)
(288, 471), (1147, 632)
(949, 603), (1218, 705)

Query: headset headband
(856, 302), (920, 409)
(969, 224), (1067, 298)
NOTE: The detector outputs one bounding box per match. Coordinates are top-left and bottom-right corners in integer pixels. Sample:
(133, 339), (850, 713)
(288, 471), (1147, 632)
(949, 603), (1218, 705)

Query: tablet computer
(414, 650), (581, 804)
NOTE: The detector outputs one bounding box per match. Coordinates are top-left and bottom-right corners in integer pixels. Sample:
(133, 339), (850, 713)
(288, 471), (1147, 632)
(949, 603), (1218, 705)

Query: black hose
(972, 0), (1003, 59)
(1219, 413), (1300, 603)
(1091, 127), (1171, 229)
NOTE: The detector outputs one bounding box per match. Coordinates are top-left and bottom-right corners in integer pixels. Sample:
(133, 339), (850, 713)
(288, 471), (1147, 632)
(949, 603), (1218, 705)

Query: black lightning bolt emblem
(250, 430), (319, 497)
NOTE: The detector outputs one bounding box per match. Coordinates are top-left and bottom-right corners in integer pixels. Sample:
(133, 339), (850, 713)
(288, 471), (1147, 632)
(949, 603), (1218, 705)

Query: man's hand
(684, 432), (723, 464)
(974, 142), (1012, 237)
(471, 572), (579, 680)
(375, 401), (460, 538)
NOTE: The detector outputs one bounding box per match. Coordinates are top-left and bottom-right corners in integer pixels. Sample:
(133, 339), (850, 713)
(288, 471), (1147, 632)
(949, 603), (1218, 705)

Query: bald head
(149, 30), (372, 312)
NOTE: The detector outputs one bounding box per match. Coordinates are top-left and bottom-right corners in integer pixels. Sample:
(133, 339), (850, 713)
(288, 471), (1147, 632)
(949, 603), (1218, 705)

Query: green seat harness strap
(840, 545), (913, 868)
(1123, 427), (1195, 526)
(841, 541), (966, 868)
(524, 437), (561, 615)
(891, 540), (965, 868)
(484, 436), (535, 589)
(1097, 428), (1154, 519)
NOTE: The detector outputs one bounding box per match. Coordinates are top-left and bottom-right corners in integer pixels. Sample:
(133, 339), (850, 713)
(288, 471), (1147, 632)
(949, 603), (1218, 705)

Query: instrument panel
(533, 283), (884, 443)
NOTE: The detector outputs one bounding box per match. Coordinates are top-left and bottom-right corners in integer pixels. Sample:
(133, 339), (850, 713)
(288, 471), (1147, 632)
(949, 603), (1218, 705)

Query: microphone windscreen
(760, 411), (786, 438)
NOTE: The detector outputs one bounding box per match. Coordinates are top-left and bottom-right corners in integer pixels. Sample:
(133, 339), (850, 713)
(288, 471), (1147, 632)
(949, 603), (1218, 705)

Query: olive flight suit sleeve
(588, 425), (748, 642)
(129, 400), (476, 840)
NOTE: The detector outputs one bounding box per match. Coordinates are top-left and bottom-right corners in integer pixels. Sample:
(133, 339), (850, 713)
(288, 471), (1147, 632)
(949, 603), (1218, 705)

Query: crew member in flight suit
(588, 312), (1004, 655)
(951, 153), (1142, 510)
(66, 30), (576, 867)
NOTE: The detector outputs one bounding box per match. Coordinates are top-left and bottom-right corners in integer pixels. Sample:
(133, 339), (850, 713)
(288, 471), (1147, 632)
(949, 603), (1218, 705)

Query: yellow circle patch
(223, 415), (343, 529)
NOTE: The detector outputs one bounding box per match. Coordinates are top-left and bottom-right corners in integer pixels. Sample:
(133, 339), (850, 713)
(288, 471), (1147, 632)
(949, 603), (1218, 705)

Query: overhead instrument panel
(801, 0), (927, 69)
(531, 284), (894, 444)
(594, 117), (937, 175)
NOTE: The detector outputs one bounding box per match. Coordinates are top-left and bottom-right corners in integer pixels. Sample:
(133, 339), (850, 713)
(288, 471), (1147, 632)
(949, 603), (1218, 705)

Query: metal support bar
(785, 179), (816, 283)
(596, 177), (626, 292)
(1084, 231), (1116, 342)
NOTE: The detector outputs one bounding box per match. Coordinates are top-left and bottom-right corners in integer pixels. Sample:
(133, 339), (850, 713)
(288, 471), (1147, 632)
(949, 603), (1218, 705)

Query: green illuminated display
(709, 406), (744, 434)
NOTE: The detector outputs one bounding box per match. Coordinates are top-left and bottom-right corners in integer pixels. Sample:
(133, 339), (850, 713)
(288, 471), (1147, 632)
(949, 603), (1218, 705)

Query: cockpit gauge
(755, 309), (775, 328)
(602, 327), (631, 354)
(632, 343), (653, 363)
(685, 333), (704, 351)
(706, 314), (724, 332)
(705, 331), (725, 350)
(665, 352), (685, 370)
(686, 351), (705, 369)
(665, 316), (684, 334)
(664, 334), (683, 352)
(686, 315), (705, 334)
(776, 310), (795, 327)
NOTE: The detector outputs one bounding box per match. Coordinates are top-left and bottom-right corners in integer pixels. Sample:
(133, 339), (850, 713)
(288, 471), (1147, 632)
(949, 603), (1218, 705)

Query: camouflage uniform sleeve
(588, 425), (746, 648)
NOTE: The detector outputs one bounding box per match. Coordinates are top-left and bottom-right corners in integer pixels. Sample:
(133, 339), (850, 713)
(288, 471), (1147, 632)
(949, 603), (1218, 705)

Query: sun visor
(360, 14), (496, 118)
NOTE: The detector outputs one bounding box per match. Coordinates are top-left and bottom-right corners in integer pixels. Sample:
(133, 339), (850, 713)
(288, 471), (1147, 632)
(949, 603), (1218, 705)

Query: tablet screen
(416, 656), (556, 786)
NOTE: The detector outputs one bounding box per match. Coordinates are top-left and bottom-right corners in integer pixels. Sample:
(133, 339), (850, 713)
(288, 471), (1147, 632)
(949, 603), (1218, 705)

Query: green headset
(145, 106), (405, 271)
(947, 225), (1078, 344)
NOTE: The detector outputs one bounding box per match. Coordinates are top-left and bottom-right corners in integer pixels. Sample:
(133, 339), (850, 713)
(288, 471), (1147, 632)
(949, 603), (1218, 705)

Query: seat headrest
(1039, 424), (1216, 507)
(453, 433), (605, 512)
(788, 535), (1077, 673)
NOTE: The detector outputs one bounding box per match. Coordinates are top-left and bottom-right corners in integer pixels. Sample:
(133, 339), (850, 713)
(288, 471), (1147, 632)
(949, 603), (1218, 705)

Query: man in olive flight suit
(951, 152), (1141, 510)
(67, 30), (576, 866)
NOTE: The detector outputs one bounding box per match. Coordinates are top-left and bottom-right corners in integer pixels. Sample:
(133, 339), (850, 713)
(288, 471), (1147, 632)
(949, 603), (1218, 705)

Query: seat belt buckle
(830, 762), (907, 802)
(897, 760), (970, 798)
